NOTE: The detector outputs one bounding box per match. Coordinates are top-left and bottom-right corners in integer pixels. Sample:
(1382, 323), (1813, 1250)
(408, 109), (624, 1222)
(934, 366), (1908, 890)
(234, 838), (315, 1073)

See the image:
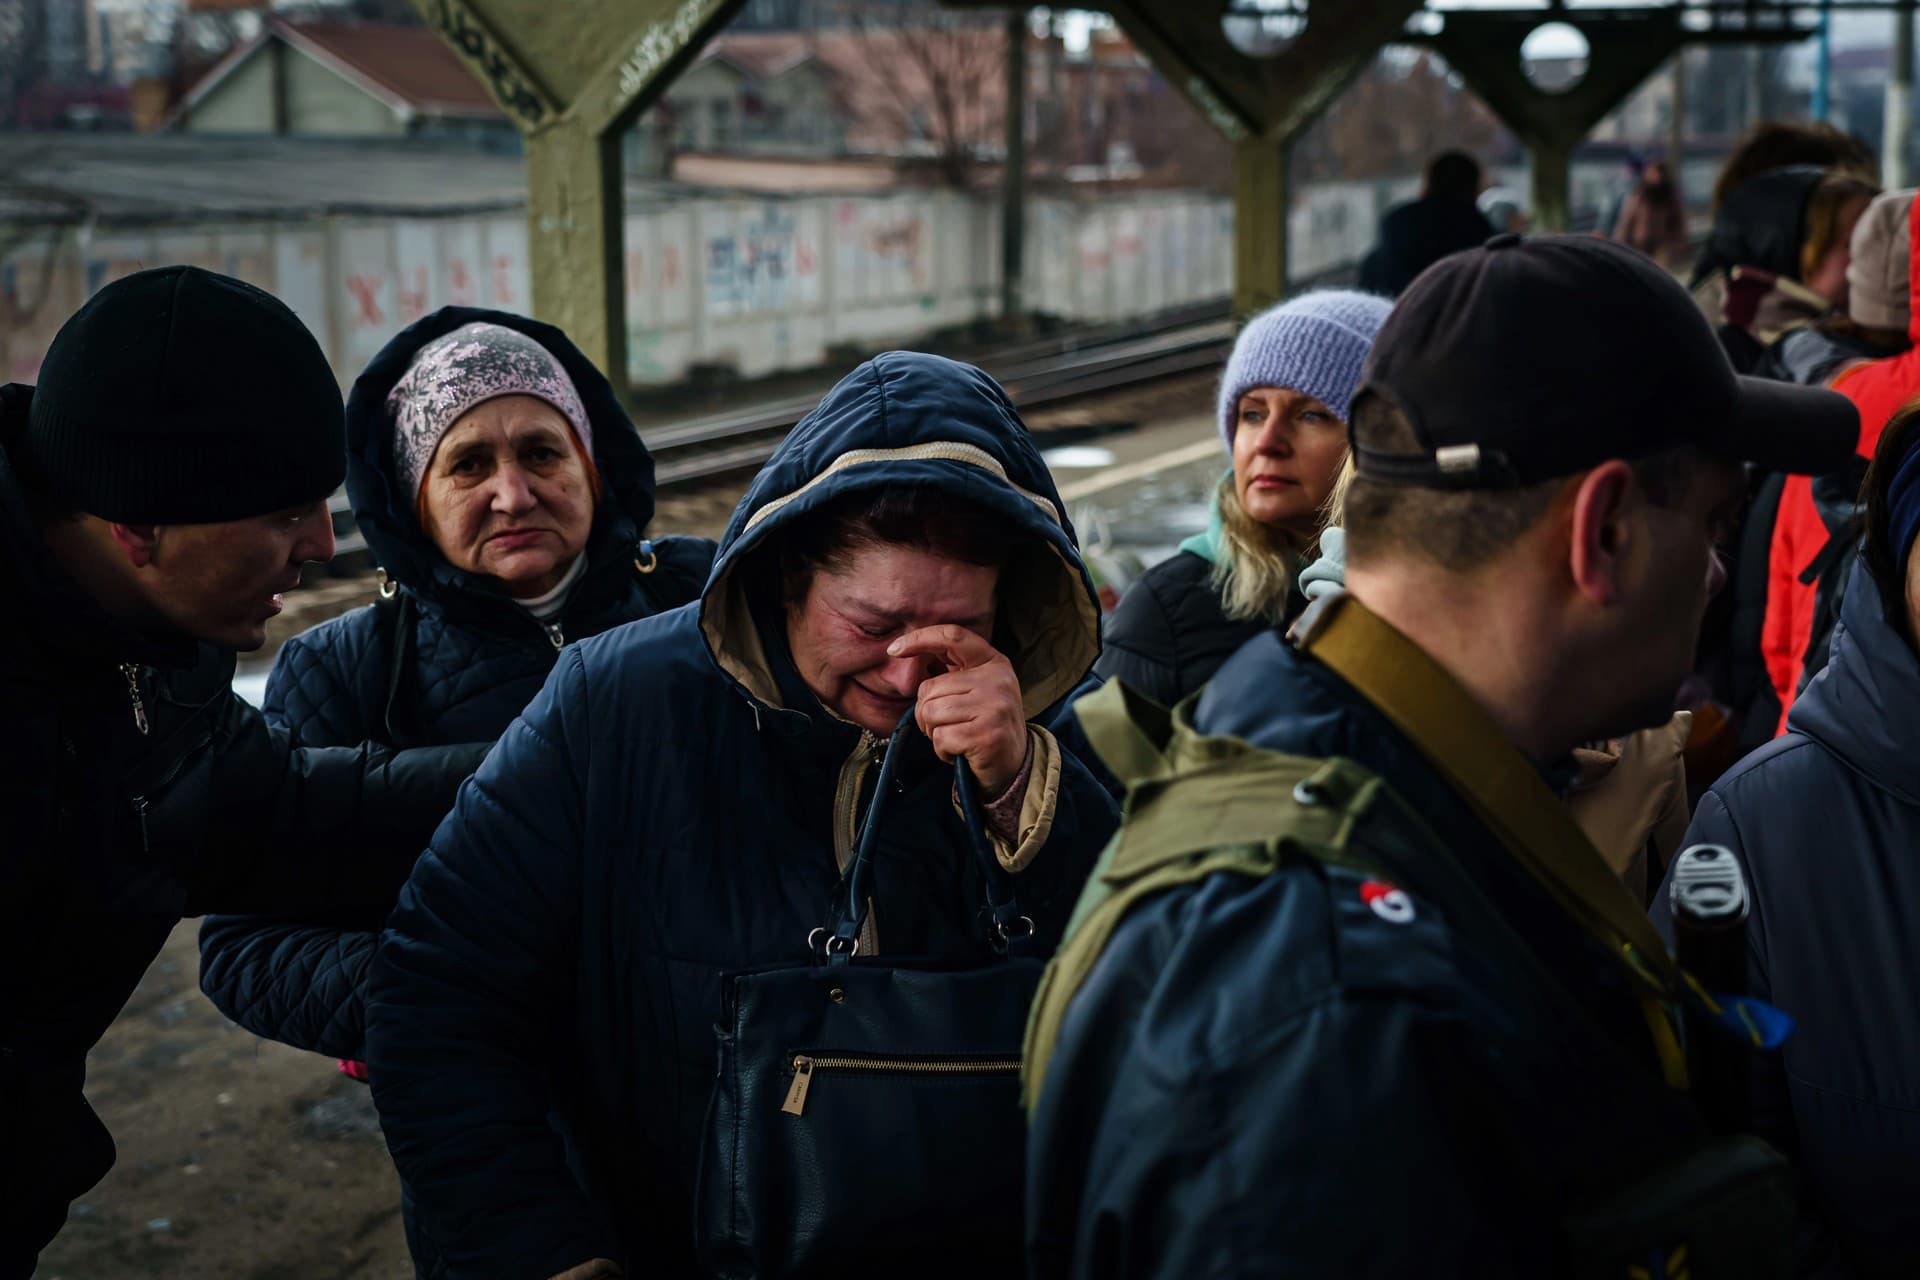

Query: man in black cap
(1023, 234), (1860, 1277)
(0, 266), (487, 1275)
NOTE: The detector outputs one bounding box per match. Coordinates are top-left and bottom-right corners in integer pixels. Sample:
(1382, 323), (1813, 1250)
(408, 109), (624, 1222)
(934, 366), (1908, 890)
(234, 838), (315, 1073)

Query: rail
(636, 244), (1404, 489)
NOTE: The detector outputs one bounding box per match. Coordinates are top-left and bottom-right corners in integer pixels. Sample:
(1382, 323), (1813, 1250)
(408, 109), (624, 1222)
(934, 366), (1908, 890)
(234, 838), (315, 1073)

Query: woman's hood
(1789, 560), (1920, 805)
(698, 351), (1101, 721)
(1692, 165), (1825, 288)
(342, 306), (657, 600)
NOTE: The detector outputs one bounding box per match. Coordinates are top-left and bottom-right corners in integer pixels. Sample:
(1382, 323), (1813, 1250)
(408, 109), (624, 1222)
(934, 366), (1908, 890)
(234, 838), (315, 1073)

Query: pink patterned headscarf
(387, 322), (592, 498)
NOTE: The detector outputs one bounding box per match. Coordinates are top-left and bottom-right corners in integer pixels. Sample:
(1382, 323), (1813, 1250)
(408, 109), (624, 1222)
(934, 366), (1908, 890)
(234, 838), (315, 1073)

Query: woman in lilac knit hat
(1093, 289), (1392, 706)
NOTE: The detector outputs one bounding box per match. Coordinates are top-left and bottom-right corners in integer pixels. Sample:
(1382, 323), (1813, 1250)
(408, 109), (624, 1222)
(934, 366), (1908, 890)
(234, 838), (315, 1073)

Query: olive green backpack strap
(1072, 678), (1176, 788)
(1025, 680), (1392, 1104)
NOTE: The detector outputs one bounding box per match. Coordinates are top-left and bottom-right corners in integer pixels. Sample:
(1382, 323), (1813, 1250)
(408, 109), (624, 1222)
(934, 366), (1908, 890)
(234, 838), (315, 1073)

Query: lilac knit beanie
(387, 321), (592, 498)
(1217, 290), (1394, 451)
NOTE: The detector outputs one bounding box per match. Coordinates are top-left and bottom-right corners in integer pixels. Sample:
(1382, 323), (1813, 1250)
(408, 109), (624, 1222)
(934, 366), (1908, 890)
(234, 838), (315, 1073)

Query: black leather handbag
(694, 720), (1043, 1280)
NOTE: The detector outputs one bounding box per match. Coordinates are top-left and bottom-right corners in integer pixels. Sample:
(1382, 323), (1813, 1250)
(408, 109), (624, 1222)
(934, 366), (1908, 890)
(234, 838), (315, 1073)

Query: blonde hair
(1209, 472), (1323, 624)
(1324, 454), (1357, 528)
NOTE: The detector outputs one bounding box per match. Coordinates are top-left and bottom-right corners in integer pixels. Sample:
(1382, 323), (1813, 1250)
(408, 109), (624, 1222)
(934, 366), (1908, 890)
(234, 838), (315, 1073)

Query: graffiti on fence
(707, 206), (817, 314)
(490, 253), (516, 308)
(836, 202), (929, 296)
(346, 275), (386, 328)
(448, 257), (477, 305)
(627, 245), (686, 296)
(397, 265), (431, 324)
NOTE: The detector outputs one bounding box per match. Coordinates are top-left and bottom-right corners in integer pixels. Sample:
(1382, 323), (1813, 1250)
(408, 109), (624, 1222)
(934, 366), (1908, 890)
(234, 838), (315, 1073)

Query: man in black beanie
(0, 266), (489, 1275)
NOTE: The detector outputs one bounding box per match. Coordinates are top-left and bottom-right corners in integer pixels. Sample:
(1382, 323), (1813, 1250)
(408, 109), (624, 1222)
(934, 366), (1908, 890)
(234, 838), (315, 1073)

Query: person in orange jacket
(1764, 188), (1920, 729)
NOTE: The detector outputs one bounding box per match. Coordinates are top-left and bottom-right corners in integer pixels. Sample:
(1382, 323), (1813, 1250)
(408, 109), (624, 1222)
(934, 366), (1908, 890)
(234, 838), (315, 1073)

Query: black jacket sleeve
(1092, 573), (1185, 709)
(198, 912), (383, 1060)
(262, 611), (384, 748)
(136, 687), (488, 916)
(196, 616), (405, 1061)
(367, 644), (618, 1278)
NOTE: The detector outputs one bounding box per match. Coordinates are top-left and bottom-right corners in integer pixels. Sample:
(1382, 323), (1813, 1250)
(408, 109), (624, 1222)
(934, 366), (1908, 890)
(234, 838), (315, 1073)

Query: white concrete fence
(1, 178), (1417, 391)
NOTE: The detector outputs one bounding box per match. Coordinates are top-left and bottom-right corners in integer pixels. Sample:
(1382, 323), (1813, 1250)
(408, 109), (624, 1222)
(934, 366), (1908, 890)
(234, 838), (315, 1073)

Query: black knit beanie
(19, 265), (346, 524)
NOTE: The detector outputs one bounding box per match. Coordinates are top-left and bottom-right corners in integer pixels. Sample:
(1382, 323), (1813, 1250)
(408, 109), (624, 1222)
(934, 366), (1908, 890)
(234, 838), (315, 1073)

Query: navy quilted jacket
(1654, 564), (1920, 1278)
(364, 352), (1119, 1278)
(199, 306), (713, 1063)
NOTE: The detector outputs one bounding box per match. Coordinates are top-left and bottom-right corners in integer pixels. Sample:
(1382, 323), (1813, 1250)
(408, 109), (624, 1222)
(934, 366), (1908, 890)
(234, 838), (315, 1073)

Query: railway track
(636, 243), (1433, 488)
(644, 308), (1237, 488)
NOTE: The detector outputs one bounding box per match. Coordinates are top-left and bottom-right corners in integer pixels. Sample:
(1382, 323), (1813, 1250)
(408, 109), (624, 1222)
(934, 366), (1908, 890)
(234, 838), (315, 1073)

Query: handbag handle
(818, 711), (1032, 965)
(954, 755), (1036, 957)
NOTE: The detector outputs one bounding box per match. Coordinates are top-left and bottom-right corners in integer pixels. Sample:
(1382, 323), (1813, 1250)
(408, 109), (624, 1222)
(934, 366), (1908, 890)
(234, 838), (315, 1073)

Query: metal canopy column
(413, 0), (748, 391)
(1102, 0), (1421, 315)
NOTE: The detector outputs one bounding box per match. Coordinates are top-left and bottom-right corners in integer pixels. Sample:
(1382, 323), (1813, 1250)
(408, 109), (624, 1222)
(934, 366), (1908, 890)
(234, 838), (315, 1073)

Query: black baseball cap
(1352, 233), (1860, 489)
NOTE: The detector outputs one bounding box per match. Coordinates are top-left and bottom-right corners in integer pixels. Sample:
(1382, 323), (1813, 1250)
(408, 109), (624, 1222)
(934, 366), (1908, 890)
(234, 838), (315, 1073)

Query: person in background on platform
(196, 309), (714, 1276)
(0, 267), (487, 1278)
(1681, 170), (1879, 787)
(1357, 150), (1493, 298)
(364, 352), (1118, 1280)
(1691, 166), (1879, 376)
(1479, 186), (1528, 235)
(1655, 399), (1920, 1280)
(1614, 159), (1691, 270)
(1773, 185), (1912, 389)
(1093, 290), (1391, 708)
(1600, 151), (1648, 242)
(1025, 234), (1859, 1278)
(1711, 119), (1877, 214)
(1761, 188), (1920, 736)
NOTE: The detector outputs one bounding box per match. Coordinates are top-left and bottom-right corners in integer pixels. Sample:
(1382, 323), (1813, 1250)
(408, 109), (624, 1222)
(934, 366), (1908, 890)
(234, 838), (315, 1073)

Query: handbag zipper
(781, 1052), (1022, 1116)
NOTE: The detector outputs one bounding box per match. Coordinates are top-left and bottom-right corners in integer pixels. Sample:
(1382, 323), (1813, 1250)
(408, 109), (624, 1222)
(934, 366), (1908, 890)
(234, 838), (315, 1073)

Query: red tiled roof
(280, 21), (500, 117)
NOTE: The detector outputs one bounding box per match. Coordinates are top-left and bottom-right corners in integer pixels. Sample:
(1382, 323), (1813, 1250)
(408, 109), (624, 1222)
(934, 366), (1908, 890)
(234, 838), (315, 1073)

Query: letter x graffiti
(347, 275), (385, 327)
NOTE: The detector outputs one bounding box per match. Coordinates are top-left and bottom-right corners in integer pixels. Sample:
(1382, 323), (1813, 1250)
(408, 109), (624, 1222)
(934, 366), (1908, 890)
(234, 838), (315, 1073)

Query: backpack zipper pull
(544, 621), (565, 650)
(782, 1055), (815, 1116)
(119, 663), (150, 736)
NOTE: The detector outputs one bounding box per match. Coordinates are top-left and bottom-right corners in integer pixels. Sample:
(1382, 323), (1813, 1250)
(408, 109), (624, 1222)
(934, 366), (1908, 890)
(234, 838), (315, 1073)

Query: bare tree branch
(846, 3), (1005, 188)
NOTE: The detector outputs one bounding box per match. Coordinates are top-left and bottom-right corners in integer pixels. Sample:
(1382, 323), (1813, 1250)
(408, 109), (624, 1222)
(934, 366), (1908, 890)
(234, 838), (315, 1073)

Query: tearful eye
(860, 625), (893, 640)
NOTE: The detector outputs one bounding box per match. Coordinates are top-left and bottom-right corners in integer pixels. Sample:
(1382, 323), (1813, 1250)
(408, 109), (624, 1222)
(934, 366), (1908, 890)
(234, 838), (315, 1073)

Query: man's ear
(107, 521), (161, 569)
(1567, 461), (1636, 608)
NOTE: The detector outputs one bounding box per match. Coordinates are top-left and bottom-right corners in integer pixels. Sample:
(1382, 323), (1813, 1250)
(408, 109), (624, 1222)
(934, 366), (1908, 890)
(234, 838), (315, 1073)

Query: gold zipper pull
(781, 1055), (815, 1116)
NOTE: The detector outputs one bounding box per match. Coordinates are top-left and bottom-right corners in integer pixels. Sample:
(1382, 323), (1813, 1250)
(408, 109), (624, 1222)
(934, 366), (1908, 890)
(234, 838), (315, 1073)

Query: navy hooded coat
(364, 351), (1118, 1279)
(198, 306), (712, 1064)
(1654, 561), (1920, 1279)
